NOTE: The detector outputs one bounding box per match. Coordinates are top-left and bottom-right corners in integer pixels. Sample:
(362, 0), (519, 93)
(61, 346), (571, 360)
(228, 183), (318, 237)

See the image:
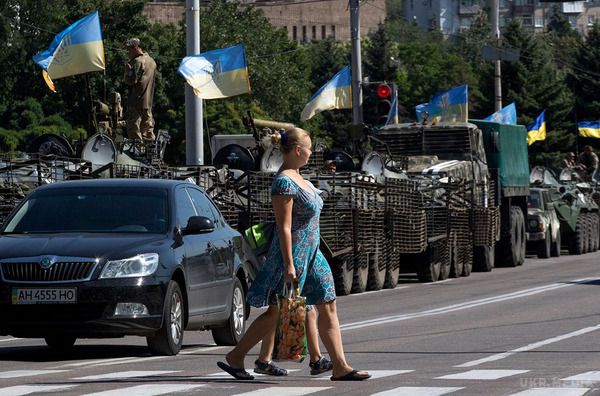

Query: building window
(534, 15), (544, 27)
(568, 15), (577, 26)
(302, 25), (307, 42)
(588, 15), (596, 26)
(321, 25), (326, 39)
(521, 15), (533, 26)
(292, 26), (297, 41)
(331, 25), (336, 39)
(312, 25), (316, 40)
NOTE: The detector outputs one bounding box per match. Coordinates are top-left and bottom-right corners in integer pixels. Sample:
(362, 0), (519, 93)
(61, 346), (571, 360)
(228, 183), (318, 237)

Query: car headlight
(100, 253), (159, 279)
(528, 219), (539, 229)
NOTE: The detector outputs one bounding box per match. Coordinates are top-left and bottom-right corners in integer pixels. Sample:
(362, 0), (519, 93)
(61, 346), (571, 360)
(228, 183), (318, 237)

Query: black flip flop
(217, 361), (255, 380)
(330, 369), (371, 381)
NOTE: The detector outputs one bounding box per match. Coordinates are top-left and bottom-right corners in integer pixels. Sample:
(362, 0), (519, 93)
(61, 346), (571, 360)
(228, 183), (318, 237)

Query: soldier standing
(577, 145), (599, 180)
(124, 38), (156, 142)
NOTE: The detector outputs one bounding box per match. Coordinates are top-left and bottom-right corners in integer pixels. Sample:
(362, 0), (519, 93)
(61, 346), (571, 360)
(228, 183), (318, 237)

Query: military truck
(372, 120), (529, 280)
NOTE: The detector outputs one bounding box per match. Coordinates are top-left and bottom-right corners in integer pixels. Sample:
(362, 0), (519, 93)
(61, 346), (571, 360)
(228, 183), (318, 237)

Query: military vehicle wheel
(416, 247), (441, 283)
(593, 214), (600, 252)
(383, 255), (399, 289)
(497, 206), (521, 267)
(551, 228), (561, 257)
(582, 214), (590, 254)
(438, 241), (451, 281)
(367, 253), (385, 291)
(474, 244), (495, 271)
(587, 214), (597, 252)
(462, 245), (473, 277)
(351, 254), (368, 293)
(147, 281), (184, 355)
(568, 216), (586, 255)
(332, 254), (353, 296)
(449, 235), (462, 278)
(537, 230), (551, 259)
(45, 335), (76, 351)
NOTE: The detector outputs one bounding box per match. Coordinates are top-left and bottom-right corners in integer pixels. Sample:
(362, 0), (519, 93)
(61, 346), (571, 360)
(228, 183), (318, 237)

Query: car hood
(0, 233), (169, 260)
(527, 208), (544, 217)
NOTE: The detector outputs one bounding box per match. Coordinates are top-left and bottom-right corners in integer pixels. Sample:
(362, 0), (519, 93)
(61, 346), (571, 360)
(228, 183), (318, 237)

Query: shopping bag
(273, 282), (307, 362)
(244, 222), (275, 257)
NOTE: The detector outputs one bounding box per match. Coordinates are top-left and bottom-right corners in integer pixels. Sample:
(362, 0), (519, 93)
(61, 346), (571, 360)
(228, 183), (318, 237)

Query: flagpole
(185, 0), (203, 165)
(349, 0), (363, 125)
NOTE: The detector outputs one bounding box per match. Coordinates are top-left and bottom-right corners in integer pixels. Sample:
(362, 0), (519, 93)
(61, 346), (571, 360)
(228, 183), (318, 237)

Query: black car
(0, 179), (257, 355)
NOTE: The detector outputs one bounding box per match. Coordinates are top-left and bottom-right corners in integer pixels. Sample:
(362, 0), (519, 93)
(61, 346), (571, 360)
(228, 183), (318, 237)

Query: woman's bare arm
(273, 194), (296, 283)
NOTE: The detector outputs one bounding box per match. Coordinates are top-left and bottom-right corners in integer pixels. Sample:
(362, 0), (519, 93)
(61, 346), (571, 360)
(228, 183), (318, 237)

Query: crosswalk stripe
(202, 369), (302, 379)
(0, 370), (68, 379)
(73, 370), (178, 380)
(0, 385), (76, 396)
(507, 388), (591, 396)
(230, 387), (332, 396)
(313, 369), (413, 380)
(371, 387), (464, 396)
(436, 369), (529, 380)
(562, 371), (600, 385)
(80, 384), (207, 396)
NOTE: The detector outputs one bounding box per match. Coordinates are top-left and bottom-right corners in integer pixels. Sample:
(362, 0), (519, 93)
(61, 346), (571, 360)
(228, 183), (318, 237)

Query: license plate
(11, 288), (77, 304)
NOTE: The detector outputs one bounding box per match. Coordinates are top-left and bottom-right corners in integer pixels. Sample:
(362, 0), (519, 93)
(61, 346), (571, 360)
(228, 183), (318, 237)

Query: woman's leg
(226, 305), (278, 368)
(316, 300), (368, 378)
(306, 307), (323, 363)
(257, 325), (276, 363)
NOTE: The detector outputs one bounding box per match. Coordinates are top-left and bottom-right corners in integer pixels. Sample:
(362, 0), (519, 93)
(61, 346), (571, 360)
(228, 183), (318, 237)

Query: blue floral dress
(246, 172), (337, 307)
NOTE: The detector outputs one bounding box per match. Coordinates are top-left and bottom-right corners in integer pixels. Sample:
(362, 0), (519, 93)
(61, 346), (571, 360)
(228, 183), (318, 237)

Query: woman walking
(217, 127), (370, 381)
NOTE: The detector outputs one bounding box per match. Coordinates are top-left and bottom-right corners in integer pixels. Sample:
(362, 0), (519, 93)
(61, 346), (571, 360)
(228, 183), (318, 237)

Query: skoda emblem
(39, 257), (53, 270)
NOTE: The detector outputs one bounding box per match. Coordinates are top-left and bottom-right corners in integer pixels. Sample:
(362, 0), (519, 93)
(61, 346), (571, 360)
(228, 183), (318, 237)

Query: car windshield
(2, 186), (169, 234)
(528, 191), (542, 209)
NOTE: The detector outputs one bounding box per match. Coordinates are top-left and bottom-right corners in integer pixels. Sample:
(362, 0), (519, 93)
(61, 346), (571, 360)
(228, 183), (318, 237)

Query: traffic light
(376, 84), (392, 126)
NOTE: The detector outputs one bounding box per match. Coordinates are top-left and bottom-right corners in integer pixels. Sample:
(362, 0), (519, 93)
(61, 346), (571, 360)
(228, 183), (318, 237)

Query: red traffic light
(376, 84), (391, 99)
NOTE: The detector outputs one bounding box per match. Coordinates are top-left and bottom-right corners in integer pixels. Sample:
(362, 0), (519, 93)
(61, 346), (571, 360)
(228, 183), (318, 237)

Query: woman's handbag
(273, 282), (307, 362)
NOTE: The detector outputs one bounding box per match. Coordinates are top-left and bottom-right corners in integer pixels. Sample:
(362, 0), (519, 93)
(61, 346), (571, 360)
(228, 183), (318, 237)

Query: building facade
(144, 0), (387, 42)
(404, 0), (600, 37)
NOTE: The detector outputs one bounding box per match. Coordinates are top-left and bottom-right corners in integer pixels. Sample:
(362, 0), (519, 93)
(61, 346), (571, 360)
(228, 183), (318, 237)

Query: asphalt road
(1, 251), (600, 396)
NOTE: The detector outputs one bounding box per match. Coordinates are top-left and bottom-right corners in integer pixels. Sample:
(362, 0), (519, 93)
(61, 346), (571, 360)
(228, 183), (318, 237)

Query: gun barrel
(252, 119), (296, 130)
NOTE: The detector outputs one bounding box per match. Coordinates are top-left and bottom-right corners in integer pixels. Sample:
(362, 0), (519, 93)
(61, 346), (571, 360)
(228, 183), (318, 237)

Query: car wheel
(44, 335), (76, 351)
(147, 280), (184, 356)
(551, 228), (561, 257)
(212, 277), (246, 346)
(538, 229), (551, 259)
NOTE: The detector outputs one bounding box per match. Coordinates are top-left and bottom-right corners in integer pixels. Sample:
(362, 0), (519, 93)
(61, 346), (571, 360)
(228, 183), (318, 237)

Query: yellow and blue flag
(484, 102), (517, 125)
(32, 11), (105, 92)
(300, 66), (351, 121)
(526, 111), (546, 146)
(178, 44), (251, 99)
(578, 121), (600, 138)
(415, 84), (468, 124)
(385, 90), (399, 126)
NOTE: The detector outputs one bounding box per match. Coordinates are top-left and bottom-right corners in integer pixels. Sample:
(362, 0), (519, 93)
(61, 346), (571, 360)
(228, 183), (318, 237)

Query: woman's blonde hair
(270, 127), (310, 154)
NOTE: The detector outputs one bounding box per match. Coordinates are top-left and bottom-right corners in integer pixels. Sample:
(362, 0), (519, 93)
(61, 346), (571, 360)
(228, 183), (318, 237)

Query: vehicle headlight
(100, 253), (159, 279)
(528, 219), (539, 229)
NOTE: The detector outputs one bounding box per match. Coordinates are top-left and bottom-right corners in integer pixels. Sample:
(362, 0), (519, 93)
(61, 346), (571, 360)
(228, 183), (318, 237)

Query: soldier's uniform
(125, 50), (156, 141)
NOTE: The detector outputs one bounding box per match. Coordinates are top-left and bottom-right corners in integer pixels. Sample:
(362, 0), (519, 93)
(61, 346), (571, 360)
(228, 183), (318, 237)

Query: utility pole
(185, 0), (203, 165)
(349, 0), (363, 125)
(491, 0), (502, 111)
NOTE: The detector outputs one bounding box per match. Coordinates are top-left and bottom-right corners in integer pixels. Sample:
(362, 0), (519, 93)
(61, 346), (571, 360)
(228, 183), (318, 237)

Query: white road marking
(0, 338), (21, 343)
(508, 388), (591, 396)
(202, 369), (301, 379)
(371, 387), (464, 396)
(179, 345), (226, 355)
(0, 385), (76, 396)
(73, 370), (178, 380)
(456, 323), (600, 367)
(436, 369), (529, 380)
(81, 384), (206, 396)
(341, 278), (598, 331)
(0, 370), (68, 379)
(53, 357), (143, 368)
(231, 387), (332, 396)
(562, 371), (600, 385)
(313, 370), (413, 380)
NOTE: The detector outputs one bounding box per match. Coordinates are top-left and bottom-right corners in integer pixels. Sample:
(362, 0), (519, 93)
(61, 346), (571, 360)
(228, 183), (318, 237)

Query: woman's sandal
(330, 369), (371, 381)
(217, 361), (255, 380)
(254, 359), (288, 376)
(309, 356), (333, 375)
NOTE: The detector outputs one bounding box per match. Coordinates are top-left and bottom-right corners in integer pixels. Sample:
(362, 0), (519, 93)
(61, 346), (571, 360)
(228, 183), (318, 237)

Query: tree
(568, 23), (600, 120)
(501, 19), (574, 166)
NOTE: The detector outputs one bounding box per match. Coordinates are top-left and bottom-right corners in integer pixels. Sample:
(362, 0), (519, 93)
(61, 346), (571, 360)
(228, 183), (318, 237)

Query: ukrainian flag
(32, 11), (105, 91)
(385, 91), (399, 126)
(578, 121), (600, 138)
(484, 102), (517, 125)
(178, 44), (251, 99)
(300, 66), (351, 121)
(526, 111), (546, 146)
(415, 85), (468, 124)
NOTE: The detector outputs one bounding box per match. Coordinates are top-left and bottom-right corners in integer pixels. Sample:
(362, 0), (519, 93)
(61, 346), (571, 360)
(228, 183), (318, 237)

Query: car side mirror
(182, 216), (215, 235)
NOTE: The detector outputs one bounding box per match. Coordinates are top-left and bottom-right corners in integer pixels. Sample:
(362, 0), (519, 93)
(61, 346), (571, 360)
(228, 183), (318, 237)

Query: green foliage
(569, 23), (600, 120)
